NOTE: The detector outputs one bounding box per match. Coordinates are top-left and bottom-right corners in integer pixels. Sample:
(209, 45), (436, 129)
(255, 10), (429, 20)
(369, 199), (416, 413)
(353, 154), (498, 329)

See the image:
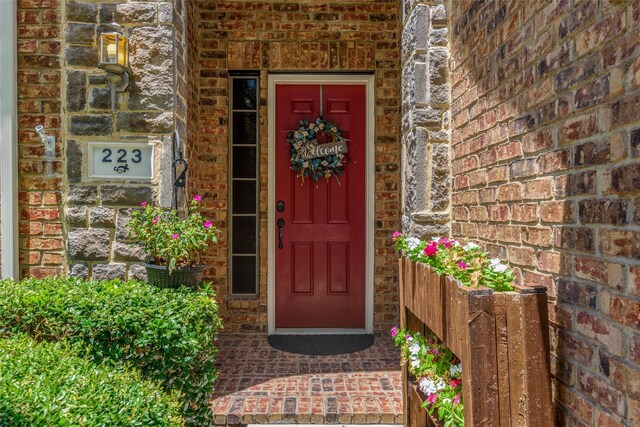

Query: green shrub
(0, 335), (184, 426)
(0, 278), (222, 426)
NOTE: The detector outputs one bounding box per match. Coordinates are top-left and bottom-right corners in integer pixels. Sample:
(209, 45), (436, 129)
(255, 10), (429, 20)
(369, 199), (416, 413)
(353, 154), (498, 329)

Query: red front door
(275, 84), (366, 328)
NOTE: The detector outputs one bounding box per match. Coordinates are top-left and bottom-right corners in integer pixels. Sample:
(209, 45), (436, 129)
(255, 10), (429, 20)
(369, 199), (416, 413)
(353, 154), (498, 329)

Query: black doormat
(268, 334), (375, 355)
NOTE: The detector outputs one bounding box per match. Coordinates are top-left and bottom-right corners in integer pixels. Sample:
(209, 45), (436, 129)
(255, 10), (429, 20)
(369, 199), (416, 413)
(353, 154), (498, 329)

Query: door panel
(275, 84), (366, 329)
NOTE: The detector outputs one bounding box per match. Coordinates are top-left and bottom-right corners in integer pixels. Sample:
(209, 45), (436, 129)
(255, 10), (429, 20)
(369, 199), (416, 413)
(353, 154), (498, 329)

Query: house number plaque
(88, 142), (154, 180)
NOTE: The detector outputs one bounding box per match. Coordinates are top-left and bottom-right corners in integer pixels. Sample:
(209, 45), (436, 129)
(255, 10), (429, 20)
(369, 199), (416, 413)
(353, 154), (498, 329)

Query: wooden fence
(399, 258), (553, 426)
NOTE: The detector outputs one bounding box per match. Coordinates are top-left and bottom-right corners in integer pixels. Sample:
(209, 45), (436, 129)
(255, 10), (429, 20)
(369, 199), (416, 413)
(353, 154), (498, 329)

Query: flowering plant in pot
(127, 195), (218, 288)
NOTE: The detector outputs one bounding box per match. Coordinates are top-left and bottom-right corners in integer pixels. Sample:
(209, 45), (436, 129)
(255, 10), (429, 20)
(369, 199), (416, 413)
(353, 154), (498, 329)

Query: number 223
(101, 148), (142, 164)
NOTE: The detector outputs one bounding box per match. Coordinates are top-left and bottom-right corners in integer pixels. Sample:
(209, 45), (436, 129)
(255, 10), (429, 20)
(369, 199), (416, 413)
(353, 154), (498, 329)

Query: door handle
(277, 218), (285, 249)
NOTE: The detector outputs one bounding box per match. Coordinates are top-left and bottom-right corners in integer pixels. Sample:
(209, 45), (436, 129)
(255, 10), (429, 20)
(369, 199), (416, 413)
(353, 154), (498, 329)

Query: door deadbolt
(277, 200), (285, 212)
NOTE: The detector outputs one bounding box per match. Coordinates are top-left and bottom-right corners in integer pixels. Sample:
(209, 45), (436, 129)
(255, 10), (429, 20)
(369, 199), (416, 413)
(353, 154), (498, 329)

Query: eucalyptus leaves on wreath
(287, 117), (348, 182)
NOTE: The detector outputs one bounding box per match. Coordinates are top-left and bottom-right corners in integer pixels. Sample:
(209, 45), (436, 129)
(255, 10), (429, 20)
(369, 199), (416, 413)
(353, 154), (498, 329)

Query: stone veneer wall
(61, 0), (187, 280)
(192, 0), (402, 333)
(449, 0), (640, 425)
(400, 0), (450, 238)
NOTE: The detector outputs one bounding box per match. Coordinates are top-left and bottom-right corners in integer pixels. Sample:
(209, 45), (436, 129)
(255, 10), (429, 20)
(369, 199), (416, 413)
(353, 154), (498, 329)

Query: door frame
(0, 0), (19, 279)
(267, 74), (375, 335)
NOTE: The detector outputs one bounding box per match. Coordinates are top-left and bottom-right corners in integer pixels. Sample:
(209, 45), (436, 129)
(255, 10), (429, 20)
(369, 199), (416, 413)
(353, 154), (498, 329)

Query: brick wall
(17, 0), (65, 278)
(192, 0), (402, 333)
(449, 0), (640, 424)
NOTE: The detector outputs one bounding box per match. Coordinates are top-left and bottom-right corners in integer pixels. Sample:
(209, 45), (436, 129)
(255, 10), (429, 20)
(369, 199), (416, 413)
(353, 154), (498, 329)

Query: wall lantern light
(98, 16), (130, 110)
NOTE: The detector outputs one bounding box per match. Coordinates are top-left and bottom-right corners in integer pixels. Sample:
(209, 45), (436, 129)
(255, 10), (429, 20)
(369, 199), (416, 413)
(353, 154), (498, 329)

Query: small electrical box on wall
(88, 142), (154, 180)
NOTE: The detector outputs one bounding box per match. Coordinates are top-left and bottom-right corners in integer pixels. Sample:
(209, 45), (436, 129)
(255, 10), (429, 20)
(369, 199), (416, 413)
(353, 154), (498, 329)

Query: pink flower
(438, 237), (454, 249)
(432, 348), (439, 355)
(457, 261), (468, 269)
(171, 233), (179, 239)
(391, 326), (399, 337)
(424, 243), (437, 256)
(193, 194), (202, 202)
(204, 220), (213, 229)
(392, 231), (402, 240)
(427, 393), (438, 404)
(140, 201), (147, 207)
(153, 216), (160, 225)
(451, 379), (461, 389)
(453, 395), (461, 404)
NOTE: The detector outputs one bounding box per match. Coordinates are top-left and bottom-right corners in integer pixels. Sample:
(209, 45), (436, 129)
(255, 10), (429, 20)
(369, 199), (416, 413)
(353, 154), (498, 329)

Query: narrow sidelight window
(229, 74), (259, 295)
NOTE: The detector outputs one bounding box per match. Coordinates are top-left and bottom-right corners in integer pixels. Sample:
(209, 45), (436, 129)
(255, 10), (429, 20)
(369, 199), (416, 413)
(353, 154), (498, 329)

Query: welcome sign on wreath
(287, 117), (349, 182)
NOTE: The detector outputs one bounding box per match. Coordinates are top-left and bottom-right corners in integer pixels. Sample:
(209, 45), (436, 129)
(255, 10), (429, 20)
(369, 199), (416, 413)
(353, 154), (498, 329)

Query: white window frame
(0, 1), (19, 279)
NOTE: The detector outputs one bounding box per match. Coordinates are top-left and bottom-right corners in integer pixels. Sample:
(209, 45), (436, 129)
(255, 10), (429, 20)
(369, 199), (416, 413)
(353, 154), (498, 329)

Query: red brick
(576, 312), (624, 356)
(523, 177), (553, 200)
(600, 230), (640, 258)
(577, 370), (625, 417)
(511, 203), (538, 223)
(508, 245), (536, 266)
(559, 113), (597, 144)
(573, 256), (624, 290)
(497, 182), (523, 201)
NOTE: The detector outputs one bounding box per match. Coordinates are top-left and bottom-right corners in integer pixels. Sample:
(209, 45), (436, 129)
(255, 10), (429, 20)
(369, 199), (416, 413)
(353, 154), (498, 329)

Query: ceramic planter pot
(144, 263), (206, 289)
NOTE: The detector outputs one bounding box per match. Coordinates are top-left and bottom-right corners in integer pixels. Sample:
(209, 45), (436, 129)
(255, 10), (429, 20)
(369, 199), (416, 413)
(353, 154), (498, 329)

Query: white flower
(411, 359), (421, 369)
(419, 378), (437, 395)
(452, 241), (461, 247)
(489, 258), (501, 266)
(491, 263), (509, 273)
(436, 379), (446, 391)
(406, 237), (420, 250)
(409, 343), (420, 356)
(449, 363), (462, 378)
(464, 242), (480, 251)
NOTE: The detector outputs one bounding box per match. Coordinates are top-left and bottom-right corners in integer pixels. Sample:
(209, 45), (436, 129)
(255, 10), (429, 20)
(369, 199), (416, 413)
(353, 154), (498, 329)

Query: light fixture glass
(97, 17), (130, 110)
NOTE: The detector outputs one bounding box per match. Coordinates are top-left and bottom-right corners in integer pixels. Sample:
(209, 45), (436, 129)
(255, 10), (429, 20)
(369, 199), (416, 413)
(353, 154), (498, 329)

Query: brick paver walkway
(210, 334), (402, 425)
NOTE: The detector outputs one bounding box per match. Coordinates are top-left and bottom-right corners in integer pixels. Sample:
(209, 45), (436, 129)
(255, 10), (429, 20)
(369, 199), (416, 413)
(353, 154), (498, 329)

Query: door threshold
(273, 328), (368, 335)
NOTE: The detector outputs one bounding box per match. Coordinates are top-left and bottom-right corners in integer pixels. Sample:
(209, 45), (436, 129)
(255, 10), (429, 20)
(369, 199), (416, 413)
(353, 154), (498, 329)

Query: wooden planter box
(399, 258), (553, 426)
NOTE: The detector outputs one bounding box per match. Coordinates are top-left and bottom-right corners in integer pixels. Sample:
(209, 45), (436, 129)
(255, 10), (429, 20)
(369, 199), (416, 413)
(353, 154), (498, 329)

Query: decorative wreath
(287, 117), (348, 182)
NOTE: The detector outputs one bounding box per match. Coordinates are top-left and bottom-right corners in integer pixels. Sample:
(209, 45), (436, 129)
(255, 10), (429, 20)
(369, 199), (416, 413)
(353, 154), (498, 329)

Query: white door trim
(267, 74), (375, 335)
(0, 0), (19, 279)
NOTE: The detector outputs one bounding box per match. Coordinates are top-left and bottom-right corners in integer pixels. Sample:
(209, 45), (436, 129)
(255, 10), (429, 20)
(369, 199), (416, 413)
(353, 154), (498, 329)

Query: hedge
(0, 278), (222, 426)
(0, 335), (184, 426)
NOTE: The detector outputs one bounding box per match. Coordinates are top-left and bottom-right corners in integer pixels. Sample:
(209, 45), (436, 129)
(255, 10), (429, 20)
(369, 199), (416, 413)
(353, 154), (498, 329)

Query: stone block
(158, 3), (173, 23)
(66, 45), (99, 67)
(89, 207), (116, 227)
(430, 27), (448, 46)
(129, 26), (174, 110)
(66, 70), (86, 112)
(65, 207), (87, 227)
(99, 3), (157, 23)
(66, 0), (98, 23)
(102, 186), (154, 206)
(89, 87), (111, 110)
(116, 208), (135, 240)
(69, 115), (113, 136)
(69, 263), (89, 279)
(92, 263), (126, 281)
(113, 241), (147, 262)
(65, 23), (95, 45)
(129, 264), (147, 280)
(116, 111), (173, 133)
(68, 228), (111, 261)
(67, 185), (97, 205)
(413, 107), (442, 127)
(66, 140), (83, 183)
